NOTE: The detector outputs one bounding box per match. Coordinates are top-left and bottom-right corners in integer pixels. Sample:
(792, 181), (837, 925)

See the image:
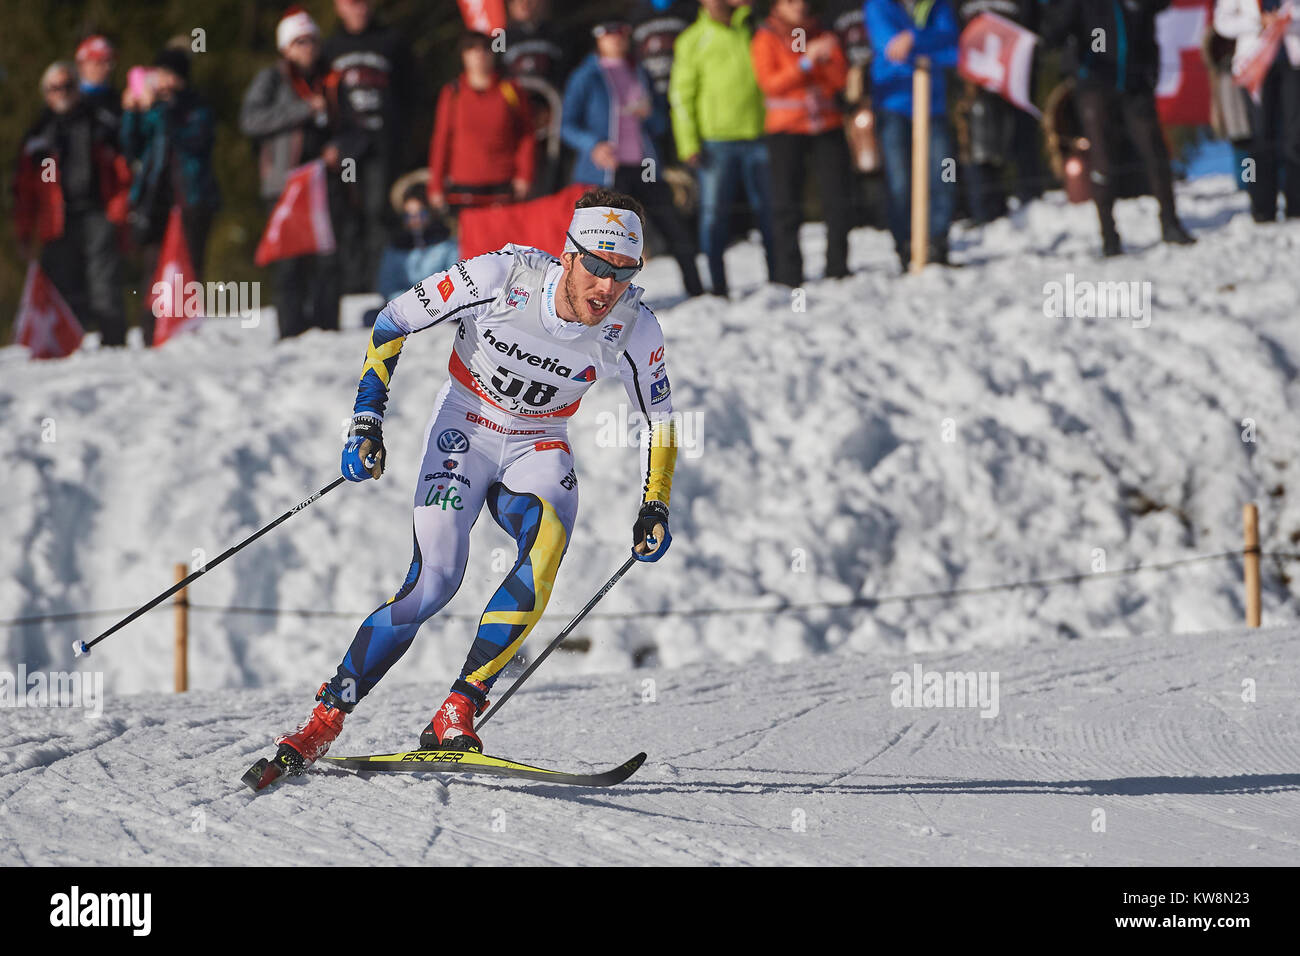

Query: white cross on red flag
(957, 13), (1041, 118)
(150, 206), (203, 347)
(254, 160), (337, 268)
(14, 261), (84, 359)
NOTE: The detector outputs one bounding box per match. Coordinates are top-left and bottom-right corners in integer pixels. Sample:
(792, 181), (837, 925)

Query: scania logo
(424, 470), (472, 488)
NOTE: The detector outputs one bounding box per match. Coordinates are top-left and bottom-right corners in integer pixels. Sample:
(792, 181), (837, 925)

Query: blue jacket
(561, 53), (666, 186)
(121, 88), (221, 209)
(864, 0), (959, 116)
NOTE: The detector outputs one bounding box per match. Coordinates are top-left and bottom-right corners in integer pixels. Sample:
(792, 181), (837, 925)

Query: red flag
(457, 0), (506, 34)
(13, 261), (84, 359)
(457, 183), (594, 259)
(957, 13), (1041, 117)
(1156, 0), (1212, 124)
(150, 206), (202, 347)
(254, 160), (336, 267)
(1234, 13), (1293, 101)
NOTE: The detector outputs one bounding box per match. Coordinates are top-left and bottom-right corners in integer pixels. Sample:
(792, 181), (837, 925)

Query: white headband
(565, 207), (644, 261)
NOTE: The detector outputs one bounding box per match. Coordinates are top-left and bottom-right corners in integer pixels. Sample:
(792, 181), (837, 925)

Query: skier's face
(561, 250), (636, 326)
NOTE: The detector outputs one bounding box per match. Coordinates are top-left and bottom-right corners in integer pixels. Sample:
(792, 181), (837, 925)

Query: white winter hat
(277, 7), (320, 51)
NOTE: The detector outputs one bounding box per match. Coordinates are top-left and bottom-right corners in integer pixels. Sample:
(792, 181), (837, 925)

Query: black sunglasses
(566, 232), (642, 282)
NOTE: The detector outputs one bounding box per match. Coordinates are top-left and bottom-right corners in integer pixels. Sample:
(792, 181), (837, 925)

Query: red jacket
(13, 112), (131, 243)
(428, 74), (535, 202)
(751, 17), (848, 136)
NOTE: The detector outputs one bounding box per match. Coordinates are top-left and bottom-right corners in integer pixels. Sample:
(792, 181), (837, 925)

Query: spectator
(13, 61), (129, 345)
(954, 1), (1045, 223)
(76, 36), (120, 119)
(669, 0), (774, 296)
(1041, 1), (1196, 255)
(321, 0), (414, 294)
(752, 0), (853, 285)
(827, 0), (888, 231)
(377, 175), (459, 303)
(1203, 15), (1255, 188)
(563, 19), (705, 297)
(121, 47), (221, 344)
(503, 0), (573, 91)
(1214, 0), (1300, 222)
(503, 0), (575, 193)
(240, 6), (340, 338)
(865, 0), (961, 269)
(830, 0), (874, 71)
(428, 32), (535, 215)
(630, 0), (697, 163)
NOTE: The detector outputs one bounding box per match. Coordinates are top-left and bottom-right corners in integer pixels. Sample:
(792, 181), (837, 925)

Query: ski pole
(73, 476), (347, 657)
(477, 553), (638, 729)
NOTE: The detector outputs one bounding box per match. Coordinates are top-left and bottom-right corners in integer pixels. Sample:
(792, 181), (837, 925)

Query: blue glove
(632, 500), (672, 562)
(341, 415), (386, 481)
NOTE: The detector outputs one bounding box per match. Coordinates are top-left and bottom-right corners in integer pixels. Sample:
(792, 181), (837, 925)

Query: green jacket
(668, 5), (765, 159)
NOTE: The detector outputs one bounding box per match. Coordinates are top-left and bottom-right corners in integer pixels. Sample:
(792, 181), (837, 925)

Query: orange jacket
(750, 17), (848, 136)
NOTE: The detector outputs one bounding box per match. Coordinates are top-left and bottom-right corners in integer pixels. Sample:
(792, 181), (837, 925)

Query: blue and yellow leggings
(327, 388), (578, 711)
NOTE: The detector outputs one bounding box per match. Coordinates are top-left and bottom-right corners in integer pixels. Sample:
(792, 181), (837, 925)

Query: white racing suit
(326, 245), (677, 712)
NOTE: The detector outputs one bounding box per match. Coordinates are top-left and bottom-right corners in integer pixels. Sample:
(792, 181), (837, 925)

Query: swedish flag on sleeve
(354, 312), (408, 419)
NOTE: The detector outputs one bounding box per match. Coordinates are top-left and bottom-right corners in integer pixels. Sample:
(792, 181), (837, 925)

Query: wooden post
(174, 563), (189, 692)
(910, 56), (932, 274)
(1243, 504), (1261, 628)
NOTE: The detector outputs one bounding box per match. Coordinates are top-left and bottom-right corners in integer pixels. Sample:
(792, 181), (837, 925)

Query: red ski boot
(420, 684), (489, 752)
(275, 683), (349, 773)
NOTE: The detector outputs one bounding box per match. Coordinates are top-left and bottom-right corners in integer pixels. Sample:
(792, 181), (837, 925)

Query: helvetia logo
(572, 365), (597, 382)
(481, 327), (573, 377)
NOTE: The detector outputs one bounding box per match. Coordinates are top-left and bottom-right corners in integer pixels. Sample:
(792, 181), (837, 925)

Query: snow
(1, 626), (1295, 865)
(2, 175), (1300, 863)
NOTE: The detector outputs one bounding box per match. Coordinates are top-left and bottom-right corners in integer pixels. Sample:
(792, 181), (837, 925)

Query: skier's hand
(632, 500), (672, 562)
(341, 415), (386, 481)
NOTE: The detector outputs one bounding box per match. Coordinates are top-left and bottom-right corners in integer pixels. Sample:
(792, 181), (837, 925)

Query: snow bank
(4, 176), (1300, 697)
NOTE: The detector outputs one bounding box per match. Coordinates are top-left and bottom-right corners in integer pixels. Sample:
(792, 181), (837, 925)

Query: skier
(269, 188), (678, 772)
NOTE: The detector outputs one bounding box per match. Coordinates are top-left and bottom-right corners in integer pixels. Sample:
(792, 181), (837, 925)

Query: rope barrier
(2, 546), (1289, 629)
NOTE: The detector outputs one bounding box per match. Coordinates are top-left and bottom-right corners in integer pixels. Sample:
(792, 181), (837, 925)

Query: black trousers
(330, 152), (391, 295)
(41, 209), (126, 346)
(1248, 55), (1300, 221)
(766, 129), (853, 286)
(1075, 86), (1178, 237)
(267, 198), (341, 339)
(612, 165), (704, 297)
